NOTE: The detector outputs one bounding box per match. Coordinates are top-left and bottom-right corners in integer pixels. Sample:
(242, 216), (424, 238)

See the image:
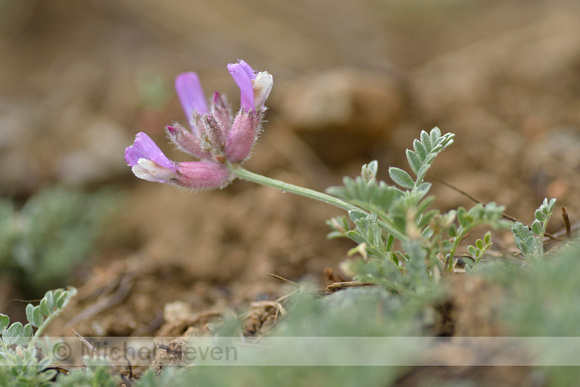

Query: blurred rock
(163, 301), (194, 323)
(280, 67), (407, 166)
(56, 117), (132, 186)
(406, 8), (580, 220)
(525, 127), (580, 201)
(0, 100), (39, 195)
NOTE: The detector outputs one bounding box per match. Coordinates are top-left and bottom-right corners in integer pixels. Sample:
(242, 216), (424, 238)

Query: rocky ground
(1, 0), (579, 384)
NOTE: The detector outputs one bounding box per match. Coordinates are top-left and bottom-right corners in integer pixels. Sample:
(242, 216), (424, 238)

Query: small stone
(280, 67), (407, 165)
(163, 301), (193, 323)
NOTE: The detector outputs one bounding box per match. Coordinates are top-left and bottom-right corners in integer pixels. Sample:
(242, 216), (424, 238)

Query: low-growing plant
(50, 356), (119, 387)
(0, 287), (76, 386)
(125, 59), (573, 297)
(0, 186), (118, 296)
(324, 128), (511, 293)
(511, 198), (557, 263)
(17, 58), (562, 386)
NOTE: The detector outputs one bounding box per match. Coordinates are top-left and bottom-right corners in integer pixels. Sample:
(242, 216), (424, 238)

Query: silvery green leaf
(44, 291), (54, 312)
(535, 209), (546, 222)
(476, 239), (484, 250)
(55, 291), (69, 309)
(3, 321), (23, 346)
(416, 182), (432, 195)
(413, 139), (427, 160)
(512, 222), (535, 256)
(385, 234), (395, 251)
(468, 245), (477, 257)
(38, 356), (52, 369)
(0, 314), (9, 331)
(484, 231), (492, 245)
(421, 226), (433, 239)
(420, 130), (432, 151)
(348, 210), (368, 222)
(406, 149), (421, 175)
(25, 304), (35, 326)
(430, 127), (441, 143)
(415, 164), (431, 186)
(39, 298), (51, 316)
(448, 224), (457, 237)
(531, 219), (543, 235)
(21, 324), (33, 345)
(346, 230), (366, 245)
(31, 306), (44, 328)
(457, 208), (470, 228)
(389, 167), (414, 189)
(361, 160), (378, 183)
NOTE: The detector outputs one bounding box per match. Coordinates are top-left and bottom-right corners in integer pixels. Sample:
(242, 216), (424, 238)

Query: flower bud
(166, 124), (213, 160)
(201, 115), (225, 150)
(224, 110), (262, 163)
(175, 161), (232, 190)
(211, 91), (233, 137)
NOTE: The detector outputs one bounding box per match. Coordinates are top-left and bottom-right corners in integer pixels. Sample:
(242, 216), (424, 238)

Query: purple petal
(125, 132), (176, 172)
(235, 60), (256, 80)
(228, 60), (256, 111)
(175, 72), (209, 120)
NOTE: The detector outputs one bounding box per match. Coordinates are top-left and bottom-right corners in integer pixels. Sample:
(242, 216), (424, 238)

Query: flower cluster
(125, 60), (273, 190)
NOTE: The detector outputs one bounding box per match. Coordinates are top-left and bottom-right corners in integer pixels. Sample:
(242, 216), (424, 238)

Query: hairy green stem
(227, 163), (408, 242)
(447, 231), (466, 272)
(28, 311), (59, 348)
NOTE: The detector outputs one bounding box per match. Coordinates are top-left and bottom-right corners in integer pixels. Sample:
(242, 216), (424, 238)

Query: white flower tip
(252, 71), (273, 110)
(132, 159), (176, 182)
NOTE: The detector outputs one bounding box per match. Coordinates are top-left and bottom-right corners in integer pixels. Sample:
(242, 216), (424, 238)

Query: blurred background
(1, 0), (579, 335)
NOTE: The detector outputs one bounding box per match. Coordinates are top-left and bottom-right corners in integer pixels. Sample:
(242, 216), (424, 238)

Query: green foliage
(0, 287), (76, 386)
(326, 128), (510, 293)
(499, 240), (580, 385)
(0, 186), (119, 295)
(149, 287), (431, 386)
(276, 286), (428, 337)
(0, 351), (56, 387)
(135, 368), (182, 387)
(54, 356), (119, 387)
(463, 231), (492, 272)
(511, 198), (556, 263)
(390, 127), (455, 189)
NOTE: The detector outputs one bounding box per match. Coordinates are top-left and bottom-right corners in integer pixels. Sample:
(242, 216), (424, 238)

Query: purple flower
(227, 60), (273, 111)
(125, 133), (232, 190)
(126, 60), (273, 190)
(175, 72), (209, 128)
(227, 60), (255, 111)
(125, 132), (176, 183)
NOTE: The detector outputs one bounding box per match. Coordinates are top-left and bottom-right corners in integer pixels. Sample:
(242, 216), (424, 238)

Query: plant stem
(447, 231), (465, 272)
(227, 163), (408, 242)
(29, 311), (58, 348)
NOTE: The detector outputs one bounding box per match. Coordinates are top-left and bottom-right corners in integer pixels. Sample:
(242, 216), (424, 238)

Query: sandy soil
(1, 0), (579, 382)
